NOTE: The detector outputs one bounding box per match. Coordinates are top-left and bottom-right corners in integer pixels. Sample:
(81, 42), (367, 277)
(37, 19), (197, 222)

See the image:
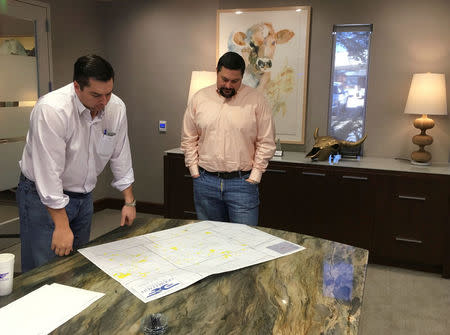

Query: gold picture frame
(217, 6), (311, 144)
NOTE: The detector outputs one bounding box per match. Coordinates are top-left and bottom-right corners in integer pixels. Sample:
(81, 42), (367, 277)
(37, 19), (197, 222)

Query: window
(328, 24), (372, 156)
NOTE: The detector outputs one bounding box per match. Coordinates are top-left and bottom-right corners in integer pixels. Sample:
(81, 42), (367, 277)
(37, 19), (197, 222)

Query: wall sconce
(187, 71), (217, 103)
(404, 73), (447, 165)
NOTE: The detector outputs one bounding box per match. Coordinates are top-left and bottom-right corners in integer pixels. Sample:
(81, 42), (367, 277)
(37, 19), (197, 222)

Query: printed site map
(79, 221), (305, 303)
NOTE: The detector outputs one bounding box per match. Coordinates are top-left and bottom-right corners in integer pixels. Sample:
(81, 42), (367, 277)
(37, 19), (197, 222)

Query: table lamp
(404, 73), (447, 165)
(187, 71), (217, 103)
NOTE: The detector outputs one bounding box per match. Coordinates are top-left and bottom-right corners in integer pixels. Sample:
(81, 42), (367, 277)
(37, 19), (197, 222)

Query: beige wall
(40, 0), (110, 200)
(104, 0), (219, 202)
(219, 0), (450, 158)
(104, 0), (449, 205)
(38, 0), (450, 205)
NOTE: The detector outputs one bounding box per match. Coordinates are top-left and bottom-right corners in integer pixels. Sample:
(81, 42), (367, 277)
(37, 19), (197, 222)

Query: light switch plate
(159, 120), (167, 132)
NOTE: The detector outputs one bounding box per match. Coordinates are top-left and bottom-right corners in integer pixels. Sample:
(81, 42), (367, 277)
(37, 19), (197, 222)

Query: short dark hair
(217, 52), (245, 75)
(73, 54), (114, 89)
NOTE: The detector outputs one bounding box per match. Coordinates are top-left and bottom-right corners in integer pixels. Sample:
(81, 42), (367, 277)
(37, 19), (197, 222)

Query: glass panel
(0, 13), (37, 191)
(328, 25), (372, 156)
(0, 13), (37, 102)
(0, 1), (51, 252)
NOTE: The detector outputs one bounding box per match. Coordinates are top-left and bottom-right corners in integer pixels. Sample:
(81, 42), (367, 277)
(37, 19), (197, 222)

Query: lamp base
(410, 114), (434, 165)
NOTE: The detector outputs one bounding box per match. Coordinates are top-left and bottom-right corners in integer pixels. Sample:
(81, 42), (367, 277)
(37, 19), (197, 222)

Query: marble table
(0, 218), (369, 334)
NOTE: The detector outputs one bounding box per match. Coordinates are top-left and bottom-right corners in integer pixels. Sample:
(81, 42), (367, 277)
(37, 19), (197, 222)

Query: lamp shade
(404, 73), (447, 115)
(187, 71), (216, 103)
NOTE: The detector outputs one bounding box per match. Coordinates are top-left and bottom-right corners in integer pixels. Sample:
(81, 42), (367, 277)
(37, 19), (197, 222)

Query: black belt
(20, 173), (91, 198)
(199, 167), (251, 179)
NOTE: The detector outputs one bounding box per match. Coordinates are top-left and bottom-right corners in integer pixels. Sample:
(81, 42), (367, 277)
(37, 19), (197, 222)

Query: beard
(217, 87), (236, 98)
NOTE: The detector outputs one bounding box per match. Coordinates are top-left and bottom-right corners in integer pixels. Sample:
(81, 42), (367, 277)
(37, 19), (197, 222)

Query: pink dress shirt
(181, 84), (276, 183)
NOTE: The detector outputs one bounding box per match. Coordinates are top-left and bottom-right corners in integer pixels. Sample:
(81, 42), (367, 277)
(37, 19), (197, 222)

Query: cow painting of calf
(230, 23), (294, 92)
(218, 7), (311, 144)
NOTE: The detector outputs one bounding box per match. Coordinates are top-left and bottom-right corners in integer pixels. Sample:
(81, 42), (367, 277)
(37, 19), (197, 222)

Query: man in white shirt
(17, 54), (136, 272)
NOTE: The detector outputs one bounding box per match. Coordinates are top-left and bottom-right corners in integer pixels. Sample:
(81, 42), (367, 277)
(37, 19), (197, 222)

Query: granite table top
(0, 218), (369, 334)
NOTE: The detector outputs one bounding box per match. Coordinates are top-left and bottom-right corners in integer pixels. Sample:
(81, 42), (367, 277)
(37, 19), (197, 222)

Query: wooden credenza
(164, 149), (450, 277)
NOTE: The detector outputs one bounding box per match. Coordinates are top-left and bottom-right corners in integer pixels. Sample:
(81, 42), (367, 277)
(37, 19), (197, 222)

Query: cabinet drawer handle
(301, 172), (326, 177)
(398, 195), (426, 201)
(395, 237), (423, 244)
(342, 175), (368, 181)
(266, 169), (287, 174)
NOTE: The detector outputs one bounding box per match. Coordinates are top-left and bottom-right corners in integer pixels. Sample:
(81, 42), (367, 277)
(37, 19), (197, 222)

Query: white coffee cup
(0, 253), (15, 296)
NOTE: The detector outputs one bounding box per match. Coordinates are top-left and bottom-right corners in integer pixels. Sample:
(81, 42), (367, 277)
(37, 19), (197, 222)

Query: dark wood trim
(93, 198), (164, 215)
(164, 155), (170, 218)
(136, 201), (165, 215)
(93, 198), (110, 213)
(0, 234), (20, 238)
(369, 256), (442, 275)
(444, 192), (450, 279)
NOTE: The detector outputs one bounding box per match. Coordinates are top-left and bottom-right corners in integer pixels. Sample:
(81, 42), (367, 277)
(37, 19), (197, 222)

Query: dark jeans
(193, 169), (259, 226)
(16, 174), (93, 273)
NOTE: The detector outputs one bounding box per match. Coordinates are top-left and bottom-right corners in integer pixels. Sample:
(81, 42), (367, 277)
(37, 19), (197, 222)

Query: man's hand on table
(51, 225), (74, 256)
(121, 186), (136, 226)
(121, 205), (136, 226)
(48, 207), (74, 256)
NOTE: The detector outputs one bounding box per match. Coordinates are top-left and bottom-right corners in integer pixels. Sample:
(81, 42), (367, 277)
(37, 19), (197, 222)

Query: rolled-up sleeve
(180, 99), (200, 176)
(29, 104), (69, 209)
(110, 108), (134, 191)
(249, 95), (276, 183)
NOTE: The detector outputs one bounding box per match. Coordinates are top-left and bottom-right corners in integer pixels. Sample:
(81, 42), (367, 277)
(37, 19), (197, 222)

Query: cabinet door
(164, 154), (196, 219)
(292, 167), (374, 250)
(294, 166), (336, 238)
(331, 170), (375, 249)
(373, 175), (447, 267)
(258, 163), (299, 231)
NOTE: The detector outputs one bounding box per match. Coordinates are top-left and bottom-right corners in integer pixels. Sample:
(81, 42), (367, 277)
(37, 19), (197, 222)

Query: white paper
(0, 283), (104, 335)
(79, 221), (305, 303)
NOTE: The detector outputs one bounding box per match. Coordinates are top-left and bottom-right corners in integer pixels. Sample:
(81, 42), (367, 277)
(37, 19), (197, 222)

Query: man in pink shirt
(181, 52), (276, 225)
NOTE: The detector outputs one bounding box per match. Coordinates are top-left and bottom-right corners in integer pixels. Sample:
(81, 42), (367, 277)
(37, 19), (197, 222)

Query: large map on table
(79, 221), (305, 303)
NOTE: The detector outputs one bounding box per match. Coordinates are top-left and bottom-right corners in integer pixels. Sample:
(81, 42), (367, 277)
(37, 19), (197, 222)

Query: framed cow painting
(217, 6), (311, 144)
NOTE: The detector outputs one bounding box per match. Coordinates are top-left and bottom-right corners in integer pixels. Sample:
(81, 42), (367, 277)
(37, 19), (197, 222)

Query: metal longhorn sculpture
(306, 128), (367, 161)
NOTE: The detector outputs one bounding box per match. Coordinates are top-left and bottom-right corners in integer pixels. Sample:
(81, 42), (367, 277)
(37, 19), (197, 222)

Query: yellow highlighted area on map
(114, 272), (131, 279)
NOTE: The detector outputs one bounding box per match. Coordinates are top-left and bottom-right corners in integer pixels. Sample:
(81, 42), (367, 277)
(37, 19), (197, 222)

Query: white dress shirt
(20, 83), (134, 209)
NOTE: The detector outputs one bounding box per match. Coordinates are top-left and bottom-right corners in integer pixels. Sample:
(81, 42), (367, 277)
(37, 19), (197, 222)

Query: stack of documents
(0, 283), (104, 335)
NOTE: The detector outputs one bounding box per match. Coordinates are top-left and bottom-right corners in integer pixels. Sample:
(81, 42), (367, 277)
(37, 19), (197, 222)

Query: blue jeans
(16, 174), (93, 273)
(193, 169), (259, 225)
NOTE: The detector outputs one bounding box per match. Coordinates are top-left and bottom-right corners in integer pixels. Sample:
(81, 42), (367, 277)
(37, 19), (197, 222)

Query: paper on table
(0, 283), (104, 335)
(79, 220), (305, 303)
